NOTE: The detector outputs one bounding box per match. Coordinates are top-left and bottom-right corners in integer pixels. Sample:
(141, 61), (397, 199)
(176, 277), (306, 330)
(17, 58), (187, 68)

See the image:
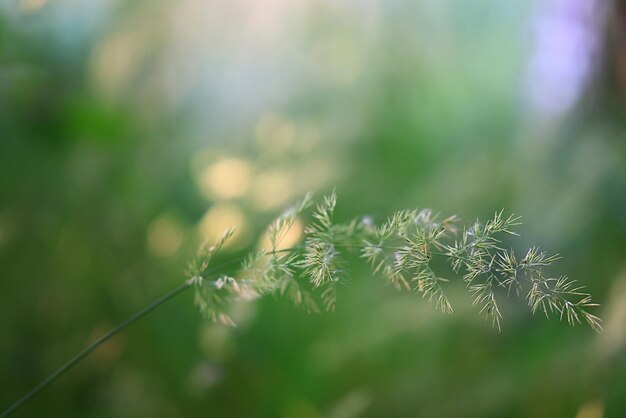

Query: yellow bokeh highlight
(147, 215), (184, 257)
(199, 203), (248, 248)
(90, 31), (144, 96)
(19, 0), (48, 13)
(250, 169), (293, 211)
(576, 400), (604, 418)
(598, 272), (626, 358)
(199, 158), (252, 200)
(259, 217), (303, 251)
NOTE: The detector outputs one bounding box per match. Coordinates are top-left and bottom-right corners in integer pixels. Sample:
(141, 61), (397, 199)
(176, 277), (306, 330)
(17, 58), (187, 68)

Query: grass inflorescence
(190, 191), (602, 332)
(1, 190), (602, 418)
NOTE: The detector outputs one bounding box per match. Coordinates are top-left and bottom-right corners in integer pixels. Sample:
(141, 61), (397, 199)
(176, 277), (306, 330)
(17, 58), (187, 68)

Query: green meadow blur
(1, 0), (626, 417)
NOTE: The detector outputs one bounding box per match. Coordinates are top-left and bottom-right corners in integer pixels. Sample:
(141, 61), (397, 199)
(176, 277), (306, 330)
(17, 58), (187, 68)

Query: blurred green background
(1, 0), (626, 417)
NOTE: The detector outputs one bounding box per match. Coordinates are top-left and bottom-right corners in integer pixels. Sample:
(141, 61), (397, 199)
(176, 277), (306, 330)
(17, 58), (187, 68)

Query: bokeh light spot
(19, 0), (48, 14)
(199, 203), (248, 248)
(199, 158), (252, 200)
(90, 31), (144, 97)
(147, 215), (184, 258)
(259, 217), (303, 251)
(250, 169), (293, 211)
(576, 400), (604, 418)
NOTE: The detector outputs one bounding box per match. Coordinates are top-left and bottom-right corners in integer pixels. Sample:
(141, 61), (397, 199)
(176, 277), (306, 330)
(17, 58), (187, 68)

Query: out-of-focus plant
(0, 191), (601, 418)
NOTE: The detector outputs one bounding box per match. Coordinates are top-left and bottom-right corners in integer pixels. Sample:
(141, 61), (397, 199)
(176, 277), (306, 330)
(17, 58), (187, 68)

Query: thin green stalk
(0, 249), (292, 418)
(0, 281), (192, 418)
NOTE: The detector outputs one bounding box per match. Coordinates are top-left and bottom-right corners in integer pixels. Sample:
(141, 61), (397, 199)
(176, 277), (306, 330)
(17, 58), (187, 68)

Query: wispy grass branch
(1, 191), (601, 418)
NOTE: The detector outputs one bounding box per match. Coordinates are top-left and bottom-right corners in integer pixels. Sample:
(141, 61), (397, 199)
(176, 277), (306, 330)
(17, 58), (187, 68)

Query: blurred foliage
(1, 0), (626, 417)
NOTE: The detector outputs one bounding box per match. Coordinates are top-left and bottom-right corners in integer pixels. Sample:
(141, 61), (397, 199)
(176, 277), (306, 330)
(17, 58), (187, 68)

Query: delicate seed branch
(190, 192), (602, 331)
(0, 191), (603, 418)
